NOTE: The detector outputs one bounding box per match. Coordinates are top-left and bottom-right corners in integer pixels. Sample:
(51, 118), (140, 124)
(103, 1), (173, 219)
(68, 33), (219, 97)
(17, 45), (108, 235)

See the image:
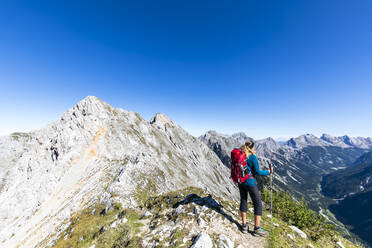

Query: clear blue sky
(1, 1), (371, 139)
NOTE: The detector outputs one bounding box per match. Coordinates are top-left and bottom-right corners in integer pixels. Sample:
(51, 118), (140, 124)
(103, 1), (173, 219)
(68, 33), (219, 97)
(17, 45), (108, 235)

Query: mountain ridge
(0, 96), (237, 247)
(0, 96), (367, 248)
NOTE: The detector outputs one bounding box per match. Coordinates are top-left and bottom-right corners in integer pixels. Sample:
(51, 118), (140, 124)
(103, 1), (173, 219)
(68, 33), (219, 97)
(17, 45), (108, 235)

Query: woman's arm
(252, 155), (270, 176)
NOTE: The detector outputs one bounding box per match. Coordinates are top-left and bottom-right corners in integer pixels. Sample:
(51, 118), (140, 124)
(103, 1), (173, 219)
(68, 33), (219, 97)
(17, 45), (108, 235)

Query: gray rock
(198, 131), (252, 166)
(287, 233), (295, 240)
(121, 217), (128, 224)
(336, 241), (345, 248)
(193, 206), (198, 214)
(289, 225), (307, 239)
(190, 232), (213, 248)
(144, 211), (152, 217)
(218, 234), (234, 248)
(197, 217), (206, 228)
(110, 221), (117, 228)
(174, 205), (185, 215)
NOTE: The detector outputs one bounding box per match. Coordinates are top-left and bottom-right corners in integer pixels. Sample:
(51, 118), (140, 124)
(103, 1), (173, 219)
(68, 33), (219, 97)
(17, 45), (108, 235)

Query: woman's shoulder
(248, 154), (257, 159)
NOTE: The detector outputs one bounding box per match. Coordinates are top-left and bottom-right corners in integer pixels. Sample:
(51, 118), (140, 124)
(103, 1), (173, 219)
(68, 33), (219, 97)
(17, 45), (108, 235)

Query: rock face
(0, 96), (237, 248)
(287, 134), (332, 149)
(322, 151), (372, 198)
(198, 131), (252, 168)
(323, 151), (372, 247)
(218, 234), (234, 248)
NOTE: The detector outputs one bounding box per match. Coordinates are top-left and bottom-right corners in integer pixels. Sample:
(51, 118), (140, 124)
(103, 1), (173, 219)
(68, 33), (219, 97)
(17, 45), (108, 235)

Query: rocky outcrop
(198, 131), (252, 168)
(289, 225), (307, 239)
(190, 232), (213, 248)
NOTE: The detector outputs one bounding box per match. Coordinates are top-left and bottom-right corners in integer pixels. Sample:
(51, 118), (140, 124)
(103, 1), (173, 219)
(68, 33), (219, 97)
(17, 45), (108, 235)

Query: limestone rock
(289, 225), (307, 239)
(218, 234), (234, 248)
(197, 217), (206, 228)
(336, 241), (345, 248)
(190, 232), (213, 248)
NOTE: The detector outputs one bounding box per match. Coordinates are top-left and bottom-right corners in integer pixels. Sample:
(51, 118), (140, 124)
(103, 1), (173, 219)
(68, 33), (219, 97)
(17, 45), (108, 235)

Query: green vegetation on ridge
(53, 204), (143, 248)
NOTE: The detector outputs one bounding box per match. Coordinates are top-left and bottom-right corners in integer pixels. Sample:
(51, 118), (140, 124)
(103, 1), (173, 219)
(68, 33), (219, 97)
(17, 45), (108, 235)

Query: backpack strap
(244, 157), (255, 179)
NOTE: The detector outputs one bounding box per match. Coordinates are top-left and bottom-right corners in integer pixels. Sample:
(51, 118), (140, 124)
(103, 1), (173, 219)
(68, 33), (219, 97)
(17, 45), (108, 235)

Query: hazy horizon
(0, 95), (370, 141)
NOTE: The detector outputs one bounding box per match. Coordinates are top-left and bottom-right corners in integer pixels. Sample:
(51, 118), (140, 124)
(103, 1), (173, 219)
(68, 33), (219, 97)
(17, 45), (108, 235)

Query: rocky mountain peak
(75, 95), (107, 112)
(321, 133), (335, 140)
(231, 132), (250, 144)
(254, 137), (282, 157)
(321, 134), (350, 148)
(256, 137), (279, 148)
(59, 95), (111, 124)
(286, 133), (330, 148)
(150, 113), (176, 128)
(202, 130), (228, 138)
(339, 135), (372, 149)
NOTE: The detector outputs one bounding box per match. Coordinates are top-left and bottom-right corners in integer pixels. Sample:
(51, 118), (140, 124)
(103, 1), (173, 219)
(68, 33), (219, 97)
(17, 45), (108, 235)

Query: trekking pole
(269, 164), (273, 232)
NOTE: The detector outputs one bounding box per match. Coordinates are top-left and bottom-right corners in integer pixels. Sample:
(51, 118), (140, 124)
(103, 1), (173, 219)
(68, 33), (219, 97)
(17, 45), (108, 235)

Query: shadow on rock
(173, 193), (240, 229)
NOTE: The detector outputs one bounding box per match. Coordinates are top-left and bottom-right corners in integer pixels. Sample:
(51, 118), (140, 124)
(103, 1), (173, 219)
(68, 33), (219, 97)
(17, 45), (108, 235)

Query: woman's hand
(269, 165), (274, 174)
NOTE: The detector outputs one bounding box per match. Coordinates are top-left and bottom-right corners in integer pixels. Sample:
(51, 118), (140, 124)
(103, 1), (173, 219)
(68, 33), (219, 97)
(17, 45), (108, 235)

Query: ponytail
(241, 140), (255, 157)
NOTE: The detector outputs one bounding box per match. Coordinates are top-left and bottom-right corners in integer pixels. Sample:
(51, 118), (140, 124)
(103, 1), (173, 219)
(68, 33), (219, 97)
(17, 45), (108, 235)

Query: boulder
(190, 232), (213, 248)
(218, 234), (234, 248)
(289, 225), (307, 239)
(287, 233), (295, 240)
(197, 217), (206, 228)
(336, 241), (345, 248)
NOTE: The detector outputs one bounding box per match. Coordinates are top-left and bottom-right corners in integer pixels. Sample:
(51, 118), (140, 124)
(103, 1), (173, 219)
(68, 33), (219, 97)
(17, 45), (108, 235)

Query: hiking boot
(252, 226), (268, 237)
(240, 223), (248, 233)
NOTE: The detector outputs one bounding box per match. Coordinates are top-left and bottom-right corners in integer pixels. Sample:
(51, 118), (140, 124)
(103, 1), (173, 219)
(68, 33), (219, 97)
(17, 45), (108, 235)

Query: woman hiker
(236, 140), (273, 236)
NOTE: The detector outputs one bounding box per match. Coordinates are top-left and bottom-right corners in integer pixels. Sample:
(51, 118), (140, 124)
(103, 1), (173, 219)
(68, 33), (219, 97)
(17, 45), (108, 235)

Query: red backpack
(230, 149), (253, 183)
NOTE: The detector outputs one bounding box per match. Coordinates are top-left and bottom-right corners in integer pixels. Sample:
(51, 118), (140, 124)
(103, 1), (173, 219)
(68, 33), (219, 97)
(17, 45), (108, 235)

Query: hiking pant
(238, 184), (262, 216)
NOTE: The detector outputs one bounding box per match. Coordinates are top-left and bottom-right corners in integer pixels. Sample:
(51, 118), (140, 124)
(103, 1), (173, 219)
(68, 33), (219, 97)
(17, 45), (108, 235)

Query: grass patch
(53, 204), (143, 248)
(11, 132), (31, 141)
(261, 189), (362, 248)
(133, 176), (158, 206)
(262, 189), (335, 241)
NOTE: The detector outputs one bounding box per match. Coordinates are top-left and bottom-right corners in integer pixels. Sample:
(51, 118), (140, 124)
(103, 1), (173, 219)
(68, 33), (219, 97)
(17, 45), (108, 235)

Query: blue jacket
(242, 154), (270, 186)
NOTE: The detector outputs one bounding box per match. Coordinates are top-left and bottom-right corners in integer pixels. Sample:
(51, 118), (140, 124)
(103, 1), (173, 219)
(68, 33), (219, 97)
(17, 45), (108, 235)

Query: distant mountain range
(199, 131), (370, 204)
(286, 133), (372, 150)
(199, 130), (372, 246)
